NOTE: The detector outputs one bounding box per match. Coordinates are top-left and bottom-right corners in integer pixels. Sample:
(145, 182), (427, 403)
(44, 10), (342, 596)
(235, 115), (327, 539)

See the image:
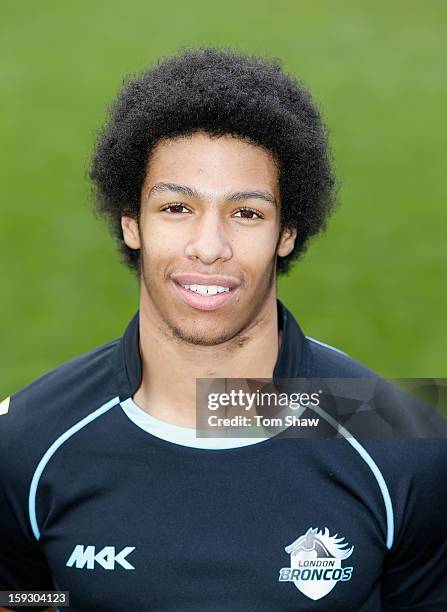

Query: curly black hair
(89, 46), (337, 276)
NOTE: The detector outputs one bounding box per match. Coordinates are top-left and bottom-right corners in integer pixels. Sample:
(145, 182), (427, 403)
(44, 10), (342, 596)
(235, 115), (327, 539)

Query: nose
(184, 210), (233, 265)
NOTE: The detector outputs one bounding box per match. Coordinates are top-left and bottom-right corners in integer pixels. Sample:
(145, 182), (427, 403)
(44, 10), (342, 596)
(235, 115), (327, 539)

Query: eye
(233, 207), (263, 220)
(161, 203), (191, 214)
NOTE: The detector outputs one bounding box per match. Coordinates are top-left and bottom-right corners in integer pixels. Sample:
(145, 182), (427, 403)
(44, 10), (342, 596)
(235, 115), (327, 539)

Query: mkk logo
(278, 527), (354, 600)
(66, 545), (136, 570)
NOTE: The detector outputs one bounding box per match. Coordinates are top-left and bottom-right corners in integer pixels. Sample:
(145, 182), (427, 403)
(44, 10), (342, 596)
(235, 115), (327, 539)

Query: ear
(121, 215), (141, 249)
(277, 226), (297, 258)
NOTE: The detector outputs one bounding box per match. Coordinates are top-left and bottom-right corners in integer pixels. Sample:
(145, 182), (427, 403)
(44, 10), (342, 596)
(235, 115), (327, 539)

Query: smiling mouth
(171, 280), (237, 311)
(180, 283), (232, 295)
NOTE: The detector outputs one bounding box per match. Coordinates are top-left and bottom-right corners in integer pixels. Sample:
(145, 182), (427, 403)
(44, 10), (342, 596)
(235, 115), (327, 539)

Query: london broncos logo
(279, 527), (354, 601)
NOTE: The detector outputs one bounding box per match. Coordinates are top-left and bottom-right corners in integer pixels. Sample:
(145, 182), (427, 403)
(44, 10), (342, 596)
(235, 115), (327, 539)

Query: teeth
(182, 284), (231, 295)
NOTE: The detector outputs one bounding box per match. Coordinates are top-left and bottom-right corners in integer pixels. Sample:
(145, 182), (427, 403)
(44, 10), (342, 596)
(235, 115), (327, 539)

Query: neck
(134, 290), (281, 427)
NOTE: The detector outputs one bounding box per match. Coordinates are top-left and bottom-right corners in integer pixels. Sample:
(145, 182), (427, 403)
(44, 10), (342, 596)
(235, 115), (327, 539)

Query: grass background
(1, 1), (446, 397)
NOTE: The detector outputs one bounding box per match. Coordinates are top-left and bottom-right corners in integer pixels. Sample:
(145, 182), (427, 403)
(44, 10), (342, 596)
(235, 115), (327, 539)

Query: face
(121, 131), (296, 346)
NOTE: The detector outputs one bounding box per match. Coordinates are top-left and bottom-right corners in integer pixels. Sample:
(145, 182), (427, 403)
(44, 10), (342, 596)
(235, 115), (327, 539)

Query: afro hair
(89, 46), (337, 276)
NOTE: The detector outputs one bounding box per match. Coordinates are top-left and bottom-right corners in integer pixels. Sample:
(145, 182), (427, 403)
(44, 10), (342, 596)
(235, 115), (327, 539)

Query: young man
(1, 48), (446, 611)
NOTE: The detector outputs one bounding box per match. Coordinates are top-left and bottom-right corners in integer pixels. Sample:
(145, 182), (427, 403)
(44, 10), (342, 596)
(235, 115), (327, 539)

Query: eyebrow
(148, 181), (277, 207)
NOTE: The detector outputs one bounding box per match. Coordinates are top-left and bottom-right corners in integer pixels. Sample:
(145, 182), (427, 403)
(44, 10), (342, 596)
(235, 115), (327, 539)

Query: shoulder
(301, 335), (379, 379)
(0, 339), (121, 476)
(5, 337), (120, 415)
(302, 334), (447, 435)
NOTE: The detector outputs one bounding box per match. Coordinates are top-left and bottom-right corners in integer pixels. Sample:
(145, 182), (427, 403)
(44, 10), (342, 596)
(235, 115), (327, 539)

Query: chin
(170, 323), (237, 347)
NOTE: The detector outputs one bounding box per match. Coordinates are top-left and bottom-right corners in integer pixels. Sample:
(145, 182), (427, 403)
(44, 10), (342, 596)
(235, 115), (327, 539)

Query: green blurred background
(1, 1), (446, 396)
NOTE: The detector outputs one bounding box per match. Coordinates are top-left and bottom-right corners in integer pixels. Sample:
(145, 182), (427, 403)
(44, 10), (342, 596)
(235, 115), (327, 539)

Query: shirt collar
(115, 299), (305, 399)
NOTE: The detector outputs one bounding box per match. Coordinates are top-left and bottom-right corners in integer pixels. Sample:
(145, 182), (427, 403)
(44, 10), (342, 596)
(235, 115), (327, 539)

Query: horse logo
(278, 527), (354, 600)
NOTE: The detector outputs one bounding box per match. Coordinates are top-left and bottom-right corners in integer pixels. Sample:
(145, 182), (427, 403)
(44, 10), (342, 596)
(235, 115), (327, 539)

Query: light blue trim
(120, 397), (270, 450)
(28, 396), (120, 541)
(309, 402), (395, 549)
(306, 336), (347, 356)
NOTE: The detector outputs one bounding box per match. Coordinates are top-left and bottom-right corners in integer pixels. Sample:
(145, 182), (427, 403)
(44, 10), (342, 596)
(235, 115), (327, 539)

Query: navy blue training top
(1, 300), (446, 611)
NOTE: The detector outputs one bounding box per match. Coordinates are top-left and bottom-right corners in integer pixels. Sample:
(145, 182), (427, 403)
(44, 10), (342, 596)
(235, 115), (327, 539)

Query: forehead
(143, 132), (279, 195)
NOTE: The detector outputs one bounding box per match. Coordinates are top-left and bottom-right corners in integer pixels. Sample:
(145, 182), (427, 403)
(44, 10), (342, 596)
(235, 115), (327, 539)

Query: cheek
(140, 220), (179, 261)
(231, 227), (278, 269)
(233, 221), (278, 251)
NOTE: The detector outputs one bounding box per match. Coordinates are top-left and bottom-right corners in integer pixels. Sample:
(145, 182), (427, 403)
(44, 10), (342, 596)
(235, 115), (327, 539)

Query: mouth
(170, 274), (240, 312)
